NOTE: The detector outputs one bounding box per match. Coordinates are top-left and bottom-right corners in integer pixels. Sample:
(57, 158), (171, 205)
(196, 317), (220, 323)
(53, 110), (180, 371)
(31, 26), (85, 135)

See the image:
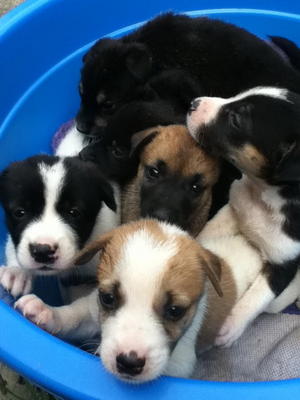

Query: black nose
(76, 119), (92, 134)
(116, 352), (145, 376)
(189, 98), (201, 112)
(148, 209), (173, 223)
(29, 243), (57, 264)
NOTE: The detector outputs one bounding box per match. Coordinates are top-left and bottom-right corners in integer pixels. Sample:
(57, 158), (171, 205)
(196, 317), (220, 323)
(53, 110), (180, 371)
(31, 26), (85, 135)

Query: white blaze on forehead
(116, 227), (179, 304)
(39, 161), (65, 208)
(225, 86), (289, 103)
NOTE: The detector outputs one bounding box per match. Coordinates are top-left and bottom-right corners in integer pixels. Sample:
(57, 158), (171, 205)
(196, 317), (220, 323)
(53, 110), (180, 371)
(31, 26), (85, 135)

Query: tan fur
(232, 143), (267, 177)
(122, 125), (219, 236)
(197, 259), (238, 352)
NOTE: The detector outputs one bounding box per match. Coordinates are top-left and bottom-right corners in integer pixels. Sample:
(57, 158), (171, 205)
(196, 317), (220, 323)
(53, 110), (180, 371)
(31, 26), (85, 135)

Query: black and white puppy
(0, 155), (120, 303)
(187, 86), (300, 346)
(77, 13), (300, 186)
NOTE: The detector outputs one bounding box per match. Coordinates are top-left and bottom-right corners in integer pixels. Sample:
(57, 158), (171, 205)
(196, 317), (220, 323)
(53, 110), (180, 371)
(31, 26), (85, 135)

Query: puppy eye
(191, 183), (202, 194)
(228, 110), (242, 130)
(68, 208), (81, 218)
(111, 146), (128, 159)
(13, 208), (26, 219)
(164, 305), (186, 321)
(146, 166), (160, 179)
(99, 292), (116, 310)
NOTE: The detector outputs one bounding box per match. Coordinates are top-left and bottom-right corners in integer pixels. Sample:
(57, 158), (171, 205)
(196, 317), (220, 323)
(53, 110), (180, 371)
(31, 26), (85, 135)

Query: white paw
(214, 314), (247, 348)
(15, 294), (60, 334)
(0, 267), (32, 297)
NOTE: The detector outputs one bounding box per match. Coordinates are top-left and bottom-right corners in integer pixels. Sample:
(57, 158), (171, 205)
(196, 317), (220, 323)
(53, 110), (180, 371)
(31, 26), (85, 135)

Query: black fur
(264, 259), (299, 297)
(140, 160), (205, 231)
(78, 13), (300, 188)
(0, 155), (116, 249)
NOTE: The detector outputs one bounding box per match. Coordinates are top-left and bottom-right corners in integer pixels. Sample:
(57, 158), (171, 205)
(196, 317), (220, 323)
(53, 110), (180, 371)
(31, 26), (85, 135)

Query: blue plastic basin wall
(1, 1), (300, 399)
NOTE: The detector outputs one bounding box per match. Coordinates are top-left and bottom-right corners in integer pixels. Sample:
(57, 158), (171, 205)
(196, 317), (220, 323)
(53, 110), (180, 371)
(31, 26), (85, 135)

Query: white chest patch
(230, 176), (300, 264)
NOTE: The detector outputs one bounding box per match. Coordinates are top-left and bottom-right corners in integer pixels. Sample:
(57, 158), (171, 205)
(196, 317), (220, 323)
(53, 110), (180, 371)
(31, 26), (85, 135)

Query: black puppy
(77, 14), (300, 178)
(187, 86), (300, 346)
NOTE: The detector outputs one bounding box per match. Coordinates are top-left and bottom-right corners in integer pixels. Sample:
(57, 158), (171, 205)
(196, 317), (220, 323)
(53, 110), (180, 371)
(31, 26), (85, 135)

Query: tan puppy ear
(198, 248), (223, 297)
(74, 231), (113, 265)
(130, 126), (160, 157)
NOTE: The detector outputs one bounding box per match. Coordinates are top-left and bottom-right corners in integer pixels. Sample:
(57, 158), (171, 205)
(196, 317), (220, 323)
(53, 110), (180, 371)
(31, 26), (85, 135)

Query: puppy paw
(214, 314), (247, 348)
(0, 267), (32, 297)
(15, 294), (61, 334)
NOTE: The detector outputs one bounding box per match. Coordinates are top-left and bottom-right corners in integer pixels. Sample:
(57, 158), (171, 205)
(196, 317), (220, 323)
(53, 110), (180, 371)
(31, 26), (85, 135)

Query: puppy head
(76, 37), (152, 137)
(75, 219), (222, 383)
(0, 155), (117, 274)
(127, 125), (219, 236)
(187, 87), (300, 184)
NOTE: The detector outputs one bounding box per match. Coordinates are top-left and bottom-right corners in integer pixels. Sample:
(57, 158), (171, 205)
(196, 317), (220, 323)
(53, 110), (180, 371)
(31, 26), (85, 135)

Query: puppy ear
(83, 38), (115, 63)
(99, 178), (117, 212)
(74, 231), (113, 265)
(126, 43), (152, 81)
(130, 127), (160, 157)
(273, 141), (300, 184)
(198, 248), (223, 297)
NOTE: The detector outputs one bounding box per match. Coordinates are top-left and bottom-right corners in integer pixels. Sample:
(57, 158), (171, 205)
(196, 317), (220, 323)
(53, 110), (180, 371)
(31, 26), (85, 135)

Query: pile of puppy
(1, 13), (300, 383)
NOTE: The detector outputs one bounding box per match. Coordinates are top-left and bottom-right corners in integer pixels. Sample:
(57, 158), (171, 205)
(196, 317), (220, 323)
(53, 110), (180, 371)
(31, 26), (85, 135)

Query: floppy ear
(99, 178), (117, 212)
(74, 231), (113, 265)
(130, 127), (160, 157)
(198, 248), (223, 297)
(273, 141), (300, 184)
(126, 43), (152, 81)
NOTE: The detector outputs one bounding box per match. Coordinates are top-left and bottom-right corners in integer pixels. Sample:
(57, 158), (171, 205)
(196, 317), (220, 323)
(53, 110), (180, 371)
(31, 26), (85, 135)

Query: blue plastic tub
(1, 1), (300, 399)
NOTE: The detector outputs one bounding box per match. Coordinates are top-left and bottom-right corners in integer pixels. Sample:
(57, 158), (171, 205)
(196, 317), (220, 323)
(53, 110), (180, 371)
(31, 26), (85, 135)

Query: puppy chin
(16, 253), (76, 275)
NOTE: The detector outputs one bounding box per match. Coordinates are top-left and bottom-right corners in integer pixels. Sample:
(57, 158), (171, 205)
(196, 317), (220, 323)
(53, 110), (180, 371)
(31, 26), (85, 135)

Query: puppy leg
(0, 267), (32, 297)
(198, 204), (239, 242)
(15, 290), (99, 340)
(215, 272), (275, 347)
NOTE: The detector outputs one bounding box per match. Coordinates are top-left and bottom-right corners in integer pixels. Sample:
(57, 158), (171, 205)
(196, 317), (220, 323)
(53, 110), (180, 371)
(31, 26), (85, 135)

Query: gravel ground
(0, 0), (25, 16)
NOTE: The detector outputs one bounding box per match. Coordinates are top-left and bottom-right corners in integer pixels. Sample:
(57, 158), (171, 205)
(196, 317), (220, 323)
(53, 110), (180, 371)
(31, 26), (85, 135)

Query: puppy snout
(149, 209), (172, 223)
(76, 119), (92, 134)
(189, 98), (201, 113)
(29, 243), (58, 264)
(116, 351), (146, 376)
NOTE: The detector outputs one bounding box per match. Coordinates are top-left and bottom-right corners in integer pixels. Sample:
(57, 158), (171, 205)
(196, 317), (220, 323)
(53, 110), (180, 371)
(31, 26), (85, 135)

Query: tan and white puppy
(17, 215), (300, 381)
(122, 125), (219, 237)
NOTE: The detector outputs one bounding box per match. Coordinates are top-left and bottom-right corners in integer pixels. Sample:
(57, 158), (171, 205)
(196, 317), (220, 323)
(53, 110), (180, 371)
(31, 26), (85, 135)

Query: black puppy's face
(0, 155), (117, 273)
(76, 38), (153, 137)
(187, 87), (300, 184)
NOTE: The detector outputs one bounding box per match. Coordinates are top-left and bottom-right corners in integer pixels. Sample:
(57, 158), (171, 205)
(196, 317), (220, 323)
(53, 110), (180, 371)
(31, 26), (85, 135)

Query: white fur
(215, 272), (275, 347)
(55, 125), (86, 156)
(199, 177), (300, 348)
(230, 176), (300, 264)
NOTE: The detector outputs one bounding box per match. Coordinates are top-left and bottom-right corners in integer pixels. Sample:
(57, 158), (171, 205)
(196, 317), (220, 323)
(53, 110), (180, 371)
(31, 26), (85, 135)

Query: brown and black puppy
(122, 125), (219, 237)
